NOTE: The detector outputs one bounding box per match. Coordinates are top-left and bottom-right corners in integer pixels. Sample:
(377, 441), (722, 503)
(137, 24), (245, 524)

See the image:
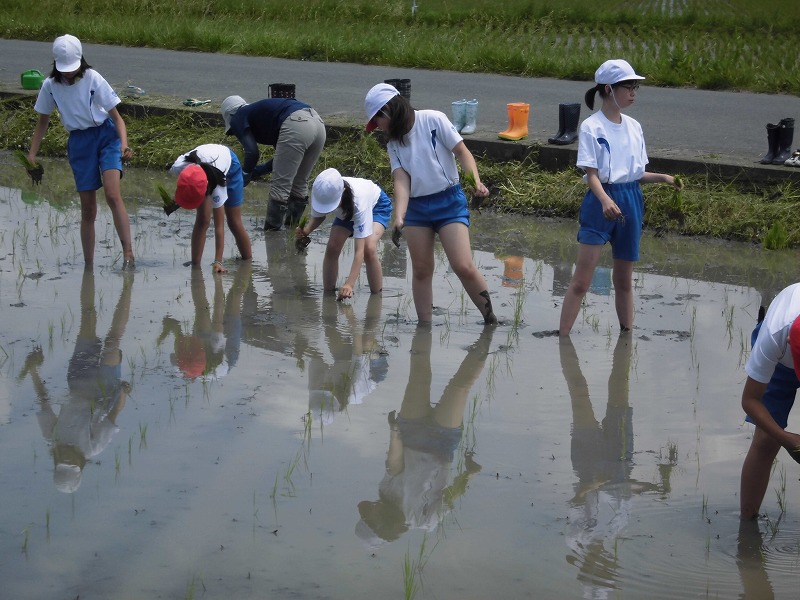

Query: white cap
(54, 463), (83, 494)
(221, 95), (247, 134)
(310, 168), (345, 214)
(53, 34), (82, 73)
(364, 83), (400, 131)
(594, 59), (645, 85)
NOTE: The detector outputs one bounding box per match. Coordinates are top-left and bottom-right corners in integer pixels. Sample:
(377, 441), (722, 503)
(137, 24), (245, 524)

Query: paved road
(2, 38), (800, 169)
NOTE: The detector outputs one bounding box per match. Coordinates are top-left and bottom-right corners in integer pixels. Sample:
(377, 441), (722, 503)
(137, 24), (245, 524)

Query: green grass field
(2, 0), (799, 94)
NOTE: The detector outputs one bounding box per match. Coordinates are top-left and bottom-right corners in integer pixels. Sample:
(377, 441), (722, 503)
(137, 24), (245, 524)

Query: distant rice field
(1, 0), (798, 94)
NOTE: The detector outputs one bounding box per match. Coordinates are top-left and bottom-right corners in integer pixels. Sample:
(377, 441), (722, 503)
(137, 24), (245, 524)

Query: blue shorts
(224, 150), (244, 208)
(397, 415), (463, 463)
(404, 184), (470, 231)
(577, 181), (644, 261)
(67, 119), (123, 192)
(332, 189), (392, 235)
(746, 321), (799, 428)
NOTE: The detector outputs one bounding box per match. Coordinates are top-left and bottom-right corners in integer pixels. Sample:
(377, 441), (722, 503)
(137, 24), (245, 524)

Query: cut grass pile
(2, 95), (798, 248)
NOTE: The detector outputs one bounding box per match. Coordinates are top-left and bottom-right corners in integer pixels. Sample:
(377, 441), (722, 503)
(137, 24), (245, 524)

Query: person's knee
(81, 204), (97, 222)
(323, 245), (340, 262)
(364, 243), (379, 263)
(569, 277), (591, 297)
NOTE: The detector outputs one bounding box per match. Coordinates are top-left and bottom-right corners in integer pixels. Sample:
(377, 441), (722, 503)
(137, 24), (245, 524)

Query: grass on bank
(2, 95), (799, 248)
(1, 0), (800, 94)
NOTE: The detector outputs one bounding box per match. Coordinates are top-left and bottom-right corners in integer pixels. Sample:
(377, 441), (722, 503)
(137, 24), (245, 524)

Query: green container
(21, 69), (44, 90)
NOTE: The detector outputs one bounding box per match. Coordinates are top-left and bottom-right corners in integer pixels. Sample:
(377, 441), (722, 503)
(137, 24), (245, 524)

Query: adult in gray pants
(222, 95), (326, 230)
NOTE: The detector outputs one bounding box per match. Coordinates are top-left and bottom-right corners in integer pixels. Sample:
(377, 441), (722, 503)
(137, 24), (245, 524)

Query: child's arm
(640, 172), (683, 189)
(296, 216), (325, 238)
(391, 168), (412, 231)
(585, 168), (622, 221)
(27, 114), (50, 165)
(108, 107), (132, 161)
(452, 141), (488, 197)
(338, 237), (366, 300)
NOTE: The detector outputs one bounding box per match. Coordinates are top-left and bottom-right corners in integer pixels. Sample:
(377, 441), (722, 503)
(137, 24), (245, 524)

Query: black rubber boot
(284, 194), (308, 228)
(760, 123), (779, 164)
(550, 103), (580, 145)
(547, 104), (565, 144)
(772, 118), (794, 165)
(264, 199), (287, 231)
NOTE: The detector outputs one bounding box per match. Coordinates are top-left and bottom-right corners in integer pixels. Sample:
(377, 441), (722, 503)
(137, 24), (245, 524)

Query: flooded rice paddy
(2, 157), (800, 599)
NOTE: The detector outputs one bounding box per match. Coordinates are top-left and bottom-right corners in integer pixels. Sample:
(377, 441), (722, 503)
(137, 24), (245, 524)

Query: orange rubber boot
(498, 102), (530, 141)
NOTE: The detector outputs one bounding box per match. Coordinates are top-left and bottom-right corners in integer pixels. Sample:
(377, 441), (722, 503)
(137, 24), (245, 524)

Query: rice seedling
(139, 422), (148, 448)
(775, 464), (787, 516)
(763, 220), (789, 250)
(21, 527), (29, 555)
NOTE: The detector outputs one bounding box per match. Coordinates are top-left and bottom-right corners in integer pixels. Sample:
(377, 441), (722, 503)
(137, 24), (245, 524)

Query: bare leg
(559, 243), (602, 336)
(403, 227), (436, 322)
(740, 427), (781, 520)
(364, 224), (386, 294)
(612, 258), (635, 331)
(438, 223), (496, 323)
(78, 191), (98, 265)
(224, 205), (252, 260)
(101, 169), (134, 263)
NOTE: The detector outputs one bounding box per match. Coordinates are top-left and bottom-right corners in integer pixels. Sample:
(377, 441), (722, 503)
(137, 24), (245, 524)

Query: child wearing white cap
(26, 34), (135, 269)
(559, 59), (683, 336)
(363, 83), (497, 324)
(296, 168), (391, 300)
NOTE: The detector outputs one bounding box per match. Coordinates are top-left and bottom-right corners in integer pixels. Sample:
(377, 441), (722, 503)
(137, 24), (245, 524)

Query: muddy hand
(391, 226), (403, 248)
(26, 163), (44, 185)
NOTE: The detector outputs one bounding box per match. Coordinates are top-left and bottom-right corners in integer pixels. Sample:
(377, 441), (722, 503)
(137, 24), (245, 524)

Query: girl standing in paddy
(559, 59), (683, 336)
(169, 143), (252, 273)
(363, 83), (497, 324)
(27, 34), (135, 268)
(296, 168), (391, 300)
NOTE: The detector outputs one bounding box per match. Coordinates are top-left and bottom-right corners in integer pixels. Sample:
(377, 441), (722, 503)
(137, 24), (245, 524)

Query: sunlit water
(2, 158), (800, 599)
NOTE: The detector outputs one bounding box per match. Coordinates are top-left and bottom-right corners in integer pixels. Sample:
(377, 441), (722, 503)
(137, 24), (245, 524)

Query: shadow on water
(2, 157), (800, 599)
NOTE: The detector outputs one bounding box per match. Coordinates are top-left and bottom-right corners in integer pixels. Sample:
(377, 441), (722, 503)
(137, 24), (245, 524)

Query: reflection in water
(308, 295), (388, 424)
(736, 520), (775, 600)
(157, 264), (251, 381)
(560, 333), (670, 596)
(17, 268), (132, 493)
(237, 235), (322, 363)
(495, 253), (524, 288)
(356, 325), (494, 547)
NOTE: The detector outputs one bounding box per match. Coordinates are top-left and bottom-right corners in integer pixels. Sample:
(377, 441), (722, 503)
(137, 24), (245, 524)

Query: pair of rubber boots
(760, 118), (794, 165)
(498, 103), (530, 141)
(264, 194), (307, 231)
(548, 103), (581, 145)
(451, 99), (478, 135)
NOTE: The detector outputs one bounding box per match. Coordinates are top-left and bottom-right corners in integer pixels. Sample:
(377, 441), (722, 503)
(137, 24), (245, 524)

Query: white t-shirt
(746, 283), (800, 383)
(310, 177), (383, 239)
(170, 144), (233, 208)
(34, 69), (121, 132)
(576, 111), (648, 184)
(387, 110), (462, 198)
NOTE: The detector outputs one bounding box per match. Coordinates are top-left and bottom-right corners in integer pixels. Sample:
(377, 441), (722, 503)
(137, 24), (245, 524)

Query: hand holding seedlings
(15, 150), (44, 185)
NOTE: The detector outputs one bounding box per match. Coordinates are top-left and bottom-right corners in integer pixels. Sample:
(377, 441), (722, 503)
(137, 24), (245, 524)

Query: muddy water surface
(2, 159), (800, 599)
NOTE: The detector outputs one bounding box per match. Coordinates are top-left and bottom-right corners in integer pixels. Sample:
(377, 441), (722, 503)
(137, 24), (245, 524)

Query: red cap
(790, 315), (800, 379)
(175, 335), (206, 380)
(175, 165), (207, 210)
